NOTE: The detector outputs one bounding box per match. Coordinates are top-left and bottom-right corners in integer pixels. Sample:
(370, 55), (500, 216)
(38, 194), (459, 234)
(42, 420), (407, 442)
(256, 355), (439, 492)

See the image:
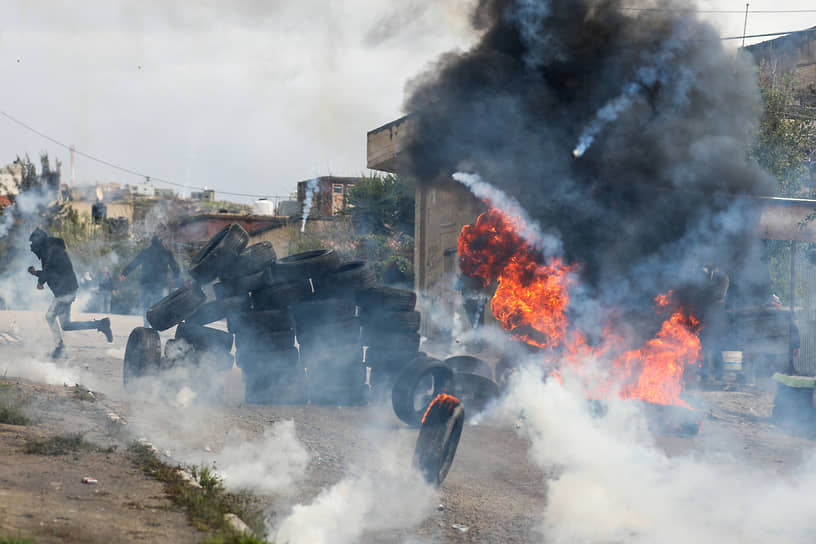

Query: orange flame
(459, 207), (702, 406)
(422, 394), (462, 424)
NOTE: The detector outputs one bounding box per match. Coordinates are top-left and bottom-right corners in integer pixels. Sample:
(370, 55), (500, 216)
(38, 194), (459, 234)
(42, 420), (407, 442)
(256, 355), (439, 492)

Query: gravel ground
(2, 310), (815, 543)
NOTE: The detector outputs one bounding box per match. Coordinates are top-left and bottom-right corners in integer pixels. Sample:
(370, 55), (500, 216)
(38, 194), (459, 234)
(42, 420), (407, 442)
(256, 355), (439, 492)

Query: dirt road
(1, 310), (814, 543)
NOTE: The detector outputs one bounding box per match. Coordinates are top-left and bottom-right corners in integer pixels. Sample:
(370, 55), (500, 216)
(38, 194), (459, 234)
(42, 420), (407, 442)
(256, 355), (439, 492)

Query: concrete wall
(67, 201), (134, 223)
(415, 177), (486, 336)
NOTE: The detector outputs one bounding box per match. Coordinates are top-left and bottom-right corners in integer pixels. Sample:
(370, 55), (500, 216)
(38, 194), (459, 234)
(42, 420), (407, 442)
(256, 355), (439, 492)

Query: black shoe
(96, 318), (113, 343)
(50, 342), (65, 359)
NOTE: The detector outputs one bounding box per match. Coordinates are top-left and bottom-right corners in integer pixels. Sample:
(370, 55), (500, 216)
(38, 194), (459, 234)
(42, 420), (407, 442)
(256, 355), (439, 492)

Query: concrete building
(297, 176), (358, 218)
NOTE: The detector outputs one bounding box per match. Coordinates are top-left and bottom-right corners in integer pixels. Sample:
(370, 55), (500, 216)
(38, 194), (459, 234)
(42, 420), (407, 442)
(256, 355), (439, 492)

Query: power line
(621, 7), (816, 14)
(0, 109), (278, 199)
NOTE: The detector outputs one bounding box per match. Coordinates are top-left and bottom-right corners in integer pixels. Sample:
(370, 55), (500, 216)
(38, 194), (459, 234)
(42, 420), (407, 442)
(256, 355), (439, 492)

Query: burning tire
(275, 249), (340, 283)
(357, 286), (417, 311)
(175, 323), (234, 353)
(185, 295), (250, 326)
(219, 241), (277, 280)
(444, 355), (493, 380)
(123, 327), (161, 385)
(189, 223), (249, 283)
(359, 309), (421, 332)
(392, 356), (454, 426)
(146, 284), (207, 331)
(251, 281), (313, 310)
(413, 394), (464, 486)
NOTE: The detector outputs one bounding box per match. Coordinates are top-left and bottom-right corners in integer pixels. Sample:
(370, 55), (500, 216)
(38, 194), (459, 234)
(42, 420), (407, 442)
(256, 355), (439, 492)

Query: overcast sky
(1, 1), (815, 203)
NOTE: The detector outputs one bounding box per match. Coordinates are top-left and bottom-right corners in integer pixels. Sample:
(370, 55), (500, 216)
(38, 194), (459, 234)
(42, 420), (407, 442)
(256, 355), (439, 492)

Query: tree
(346, 173), (415, 236)
(751, 61), (816, 302)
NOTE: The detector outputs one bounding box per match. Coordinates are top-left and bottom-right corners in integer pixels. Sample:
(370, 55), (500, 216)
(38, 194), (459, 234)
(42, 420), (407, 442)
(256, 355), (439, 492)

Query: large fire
(459, 207), (702, 406)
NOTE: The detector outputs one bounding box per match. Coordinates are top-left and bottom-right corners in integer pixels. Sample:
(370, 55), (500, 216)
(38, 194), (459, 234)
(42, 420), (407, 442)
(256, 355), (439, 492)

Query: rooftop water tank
(252, 198), (275, 215)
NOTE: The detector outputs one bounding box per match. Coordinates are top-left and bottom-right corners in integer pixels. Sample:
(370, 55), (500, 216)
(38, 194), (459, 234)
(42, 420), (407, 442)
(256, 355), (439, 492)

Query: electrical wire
(620, 7), (816, 14)
(0, 109), (280, 199)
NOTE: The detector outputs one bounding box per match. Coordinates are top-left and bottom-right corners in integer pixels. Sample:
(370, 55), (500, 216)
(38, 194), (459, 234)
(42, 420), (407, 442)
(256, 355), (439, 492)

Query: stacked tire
(357, 287), (422, 394)
(295, 260), (374, 405)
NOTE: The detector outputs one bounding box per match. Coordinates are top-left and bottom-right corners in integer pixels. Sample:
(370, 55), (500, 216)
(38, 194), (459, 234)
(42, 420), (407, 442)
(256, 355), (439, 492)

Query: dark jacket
(122, 243), (180, 286)
(33, 237), (79, 296)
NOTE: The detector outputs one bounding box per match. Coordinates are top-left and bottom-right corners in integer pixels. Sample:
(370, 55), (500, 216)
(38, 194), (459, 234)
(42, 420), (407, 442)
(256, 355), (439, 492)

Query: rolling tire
(189, 223), (249, 283)
(123, 327), (161, 385)
(359, 310), (421, 332)
(146, 285), (206, 331)
(356, 287), (416, 311)
(391, 356), (453, 427)
(175, 323), (234, 353)
(275, 249), (340, 282)
(185, 295), (250, 326)
(413, 395), (464, 486)
(220, 241), (277, 280)
(444, 356), (493, 381)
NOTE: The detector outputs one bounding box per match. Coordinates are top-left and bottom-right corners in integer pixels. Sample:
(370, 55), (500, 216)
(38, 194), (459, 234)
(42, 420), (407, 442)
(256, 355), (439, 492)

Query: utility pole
(742, 3), (750, 48)
(70, 145), (75, 187)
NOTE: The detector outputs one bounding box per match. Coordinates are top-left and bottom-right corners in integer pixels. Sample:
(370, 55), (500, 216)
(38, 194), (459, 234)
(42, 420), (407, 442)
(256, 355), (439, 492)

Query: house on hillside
(746, 27), (816, 113)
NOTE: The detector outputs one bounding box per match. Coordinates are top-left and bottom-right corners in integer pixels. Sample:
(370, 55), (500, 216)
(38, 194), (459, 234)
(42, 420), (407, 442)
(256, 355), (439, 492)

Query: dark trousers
(140, 284), (166, 326)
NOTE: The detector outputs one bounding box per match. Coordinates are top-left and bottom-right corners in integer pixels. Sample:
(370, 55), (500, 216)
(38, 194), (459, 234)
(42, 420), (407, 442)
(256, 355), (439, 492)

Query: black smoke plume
(403, 0), (776, 311)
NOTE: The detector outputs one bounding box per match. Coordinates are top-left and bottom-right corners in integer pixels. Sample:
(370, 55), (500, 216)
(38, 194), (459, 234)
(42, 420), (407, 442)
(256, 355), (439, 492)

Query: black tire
(364, 347), (420, 367)
(175, 323), (234, 353)
(251, 281), (313, 310)
(275, 249), (340, 282)
(220, 241), (277, 280)
(359, 310), (421, 332)
(238, 346), (300, 373)
(362, 329), (420, 351)
(296, 318), (360, 346)
(413, 395), (464, 485)
(146, 285), (207, 331)
(235, 329), (296, 352)
(452, 372), (500, 414)
(229, 309), (295, 334)
(185, 295), (250, 326)
(356, 287), (417, 311)
(313, 261), (376, 297)
(123, 327), (161, 385)
(189, 223), (249, 283)
(444, 356), (493, 380)
(222, 268), (274, 296)
(392, 356), (454, 427)
(292, 298), (356, 326)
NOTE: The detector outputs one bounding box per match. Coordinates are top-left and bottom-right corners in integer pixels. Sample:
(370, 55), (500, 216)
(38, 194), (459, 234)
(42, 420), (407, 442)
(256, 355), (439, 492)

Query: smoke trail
(452, 171), (561, 256)
(573, 23), (689, 158)
(301, 178), (320, 232)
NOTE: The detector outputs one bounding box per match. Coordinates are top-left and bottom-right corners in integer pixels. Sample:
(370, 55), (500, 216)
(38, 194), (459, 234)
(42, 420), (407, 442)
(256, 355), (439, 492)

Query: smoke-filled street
(1, 310), (815, 543)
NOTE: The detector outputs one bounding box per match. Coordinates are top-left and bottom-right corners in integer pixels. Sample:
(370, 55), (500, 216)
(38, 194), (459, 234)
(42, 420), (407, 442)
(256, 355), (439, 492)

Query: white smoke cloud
(273, 431), (437, 544)
(498, 365), (816, 543)
(0, 355), (80, 385)
(214, 420), (310, 495)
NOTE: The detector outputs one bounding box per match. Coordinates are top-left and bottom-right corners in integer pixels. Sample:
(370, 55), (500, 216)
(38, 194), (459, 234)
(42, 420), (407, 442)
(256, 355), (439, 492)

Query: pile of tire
(357, 286), (422, 395)
(296, 260), (377, 405)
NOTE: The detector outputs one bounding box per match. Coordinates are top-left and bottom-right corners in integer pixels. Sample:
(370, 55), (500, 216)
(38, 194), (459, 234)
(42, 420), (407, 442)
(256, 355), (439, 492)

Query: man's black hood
(29, 228), (49, 258)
